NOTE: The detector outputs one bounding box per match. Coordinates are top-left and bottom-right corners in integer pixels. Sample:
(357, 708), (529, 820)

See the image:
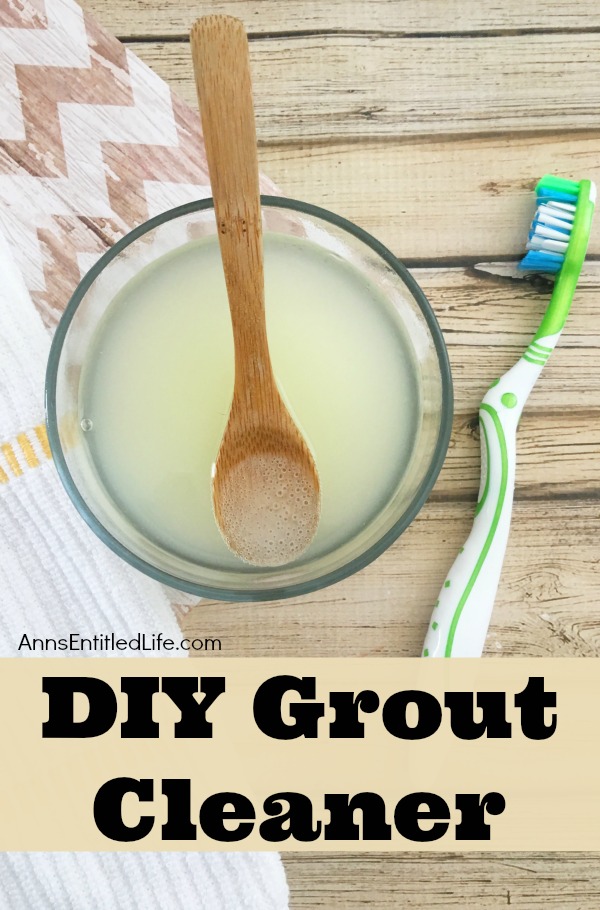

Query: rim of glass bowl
(45, 195), (453, 602)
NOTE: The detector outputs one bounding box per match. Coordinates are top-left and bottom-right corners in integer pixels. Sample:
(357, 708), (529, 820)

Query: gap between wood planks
(119, 24), (600, 42)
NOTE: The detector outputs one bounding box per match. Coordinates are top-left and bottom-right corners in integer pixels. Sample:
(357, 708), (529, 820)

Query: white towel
(0, 229), (288, 907)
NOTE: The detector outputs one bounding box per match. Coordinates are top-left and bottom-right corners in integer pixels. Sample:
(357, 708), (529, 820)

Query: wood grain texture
(180, 500), (600, 658)
(284, 852), (600, 908)
(257, 136), (600, 260)
(131, 35), (600, 141)
(79, 1), (600, 905)
(416, 266), (600, 412)
(83, 0), (600, 38)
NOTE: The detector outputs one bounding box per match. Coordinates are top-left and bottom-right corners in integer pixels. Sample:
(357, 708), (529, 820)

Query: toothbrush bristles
(519, 190), (578, 274)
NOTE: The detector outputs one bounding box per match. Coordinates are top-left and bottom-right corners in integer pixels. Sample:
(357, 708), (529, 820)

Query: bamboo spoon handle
(191, 16), (271, 394)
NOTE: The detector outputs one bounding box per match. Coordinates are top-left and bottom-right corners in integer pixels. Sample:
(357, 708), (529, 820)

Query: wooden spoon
(191, 15), (320, 567)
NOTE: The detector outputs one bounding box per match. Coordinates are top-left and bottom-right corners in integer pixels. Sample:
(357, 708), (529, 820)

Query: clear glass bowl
(46, 197), (453, 601)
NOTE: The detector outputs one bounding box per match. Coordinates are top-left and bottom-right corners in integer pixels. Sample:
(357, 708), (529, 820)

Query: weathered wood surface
(284, 852), (600, 908)
(79, 2), (600, 906)
(184, 500), (600, 658)
(131, 35), (600, 141)
(257, 137), (600, 260)
(85, 0), (600, 37)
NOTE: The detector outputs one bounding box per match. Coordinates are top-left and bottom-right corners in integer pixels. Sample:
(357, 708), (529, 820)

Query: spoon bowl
(213, 418), (320, 567)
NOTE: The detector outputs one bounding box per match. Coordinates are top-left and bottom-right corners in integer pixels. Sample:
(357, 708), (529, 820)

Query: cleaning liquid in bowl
(79, 232), (421, 570)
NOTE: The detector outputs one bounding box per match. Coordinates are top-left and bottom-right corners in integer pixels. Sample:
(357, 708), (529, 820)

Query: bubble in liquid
(214, 452), (320, 567)
(80, 418), (93, 432)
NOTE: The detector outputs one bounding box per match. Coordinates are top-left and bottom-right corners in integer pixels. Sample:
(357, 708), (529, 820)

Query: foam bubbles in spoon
(213, 452), (320, 567)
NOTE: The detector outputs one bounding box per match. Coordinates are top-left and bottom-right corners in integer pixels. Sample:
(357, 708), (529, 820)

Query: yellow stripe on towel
(17, 432), (40, 468)
(0, 424), (53, 485)
(34, 424), (52, 459)
(1, 443), (23, 477)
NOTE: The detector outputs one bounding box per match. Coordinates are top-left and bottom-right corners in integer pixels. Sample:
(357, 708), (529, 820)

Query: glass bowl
(46, 197), (453, 601)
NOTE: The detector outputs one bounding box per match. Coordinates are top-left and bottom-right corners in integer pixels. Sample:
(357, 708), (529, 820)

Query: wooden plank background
(82, 1), (600, 906)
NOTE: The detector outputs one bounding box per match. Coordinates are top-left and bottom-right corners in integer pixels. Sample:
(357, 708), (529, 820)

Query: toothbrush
(423, 175), (596, 658)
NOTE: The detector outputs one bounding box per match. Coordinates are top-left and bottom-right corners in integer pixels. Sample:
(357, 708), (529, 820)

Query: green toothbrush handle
(423, 176), (595, 658)
(422, 346), (553, 658)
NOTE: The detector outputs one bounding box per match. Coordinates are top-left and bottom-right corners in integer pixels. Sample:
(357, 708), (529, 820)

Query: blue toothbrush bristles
(520, 250), (563, 273)
(519, 194), (577, 274)
(536, 188), (578, 205)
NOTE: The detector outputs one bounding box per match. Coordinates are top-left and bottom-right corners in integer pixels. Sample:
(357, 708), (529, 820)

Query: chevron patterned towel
(0, 0), (287, 906)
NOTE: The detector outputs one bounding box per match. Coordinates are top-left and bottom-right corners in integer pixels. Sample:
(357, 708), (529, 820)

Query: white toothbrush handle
(423, 335), (559, 658)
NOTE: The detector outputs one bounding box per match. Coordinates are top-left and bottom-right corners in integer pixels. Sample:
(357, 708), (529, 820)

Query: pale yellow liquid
(81, 234), (420, 570)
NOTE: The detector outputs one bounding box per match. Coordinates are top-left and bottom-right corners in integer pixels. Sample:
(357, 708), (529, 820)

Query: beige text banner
(0, 658), (597, 851)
